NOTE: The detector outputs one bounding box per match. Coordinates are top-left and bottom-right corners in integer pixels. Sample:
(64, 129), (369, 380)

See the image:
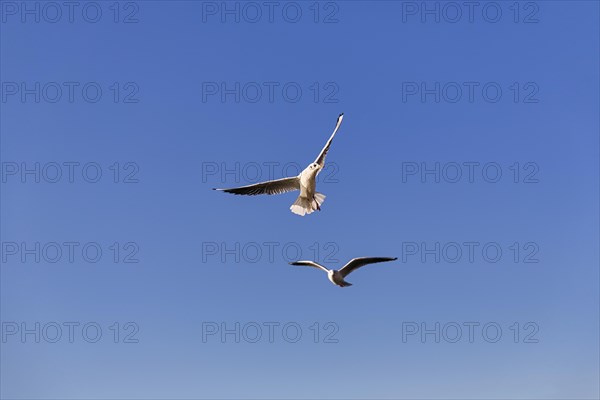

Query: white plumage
(289, 257), (398, 287)
(214, 113), (344, 216)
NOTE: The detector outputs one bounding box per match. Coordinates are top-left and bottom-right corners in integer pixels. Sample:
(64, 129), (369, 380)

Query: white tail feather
(290, 193), (326, 216)
(314, 192), (326, 207)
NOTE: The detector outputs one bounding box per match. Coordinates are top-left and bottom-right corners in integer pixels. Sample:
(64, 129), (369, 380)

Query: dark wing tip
(391, 257), (398, 261)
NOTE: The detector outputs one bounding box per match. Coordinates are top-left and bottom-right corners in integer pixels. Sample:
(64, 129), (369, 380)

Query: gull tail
(340, 280), (353, 287)
(290, 193), (326, 216)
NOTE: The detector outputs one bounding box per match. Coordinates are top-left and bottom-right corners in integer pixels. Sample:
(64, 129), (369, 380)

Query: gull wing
(339, 257), (398, 278)
(313, 113), (344, 167)
(214, 176), (300, 196)
(289, 260), (330, 273)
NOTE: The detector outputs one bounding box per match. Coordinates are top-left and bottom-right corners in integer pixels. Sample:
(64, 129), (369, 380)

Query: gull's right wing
(213, 176), (300, 196)
(289, 260), (330, 273)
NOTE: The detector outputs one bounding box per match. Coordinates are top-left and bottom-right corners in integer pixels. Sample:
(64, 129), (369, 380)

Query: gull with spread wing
(213, 113), (344, 216)
(289, 257), (398, 287)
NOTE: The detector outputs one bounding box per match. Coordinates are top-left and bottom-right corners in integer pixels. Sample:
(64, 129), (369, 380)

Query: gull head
(308, 163), (321, 176)
(302, 163), (321, 180)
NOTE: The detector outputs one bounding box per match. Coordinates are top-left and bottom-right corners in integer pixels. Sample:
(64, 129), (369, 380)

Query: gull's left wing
(339, 257), (398, 278)
(313, 113), (344, 167)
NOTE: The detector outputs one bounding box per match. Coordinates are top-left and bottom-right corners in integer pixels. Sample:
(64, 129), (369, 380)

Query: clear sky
(1, 1), (599, 399)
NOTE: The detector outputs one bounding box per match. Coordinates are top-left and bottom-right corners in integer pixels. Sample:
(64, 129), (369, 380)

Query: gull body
(290, 257), (398, 287)
(213, 113), (344, 216)
(293, 162), (322, 214)
(327, 269), (347, 287)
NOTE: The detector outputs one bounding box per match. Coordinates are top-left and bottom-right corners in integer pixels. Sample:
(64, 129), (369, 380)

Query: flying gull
(213, 113), (344, 216)
(289, 257), (398, 287)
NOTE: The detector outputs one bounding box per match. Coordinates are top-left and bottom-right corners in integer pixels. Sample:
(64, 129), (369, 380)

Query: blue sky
(1, 1), (599, 399)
